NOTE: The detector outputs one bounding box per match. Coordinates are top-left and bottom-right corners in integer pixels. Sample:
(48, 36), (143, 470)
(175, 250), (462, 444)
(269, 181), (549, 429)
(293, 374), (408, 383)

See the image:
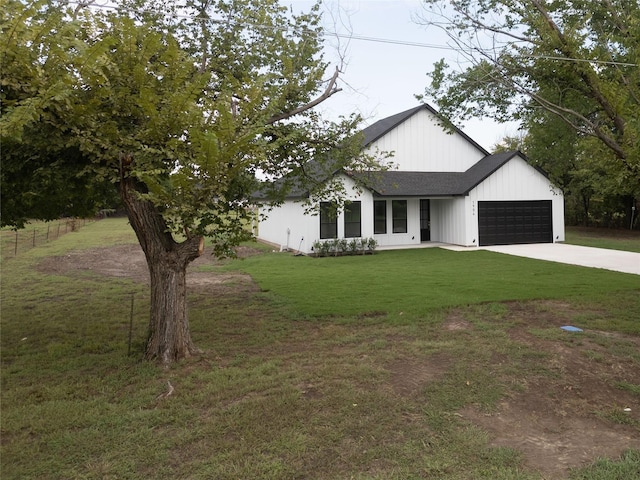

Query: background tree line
(494, 127), (637, 229)
(417, 0), (639, 229)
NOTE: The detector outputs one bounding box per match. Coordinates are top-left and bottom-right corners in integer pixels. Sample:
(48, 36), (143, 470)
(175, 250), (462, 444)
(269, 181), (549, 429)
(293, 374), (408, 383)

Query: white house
(257, 104), (564, 254)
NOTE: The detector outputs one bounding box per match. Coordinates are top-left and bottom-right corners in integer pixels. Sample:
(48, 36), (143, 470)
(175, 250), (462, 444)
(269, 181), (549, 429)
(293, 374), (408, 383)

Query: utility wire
(325, 31), (637, 67)
(61, 0), (640, 68)
(325, 31), (453, 51)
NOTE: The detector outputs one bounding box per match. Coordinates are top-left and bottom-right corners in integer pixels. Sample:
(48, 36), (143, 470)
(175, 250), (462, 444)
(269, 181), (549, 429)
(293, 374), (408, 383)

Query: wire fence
(0, 218), (97, 260)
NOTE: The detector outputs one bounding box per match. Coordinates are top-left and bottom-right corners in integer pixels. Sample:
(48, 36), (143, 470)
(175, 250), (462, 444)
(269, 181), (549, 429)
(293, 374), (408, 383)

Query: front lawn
(227, 247), (639, 330)
(2, 218), (639, 479)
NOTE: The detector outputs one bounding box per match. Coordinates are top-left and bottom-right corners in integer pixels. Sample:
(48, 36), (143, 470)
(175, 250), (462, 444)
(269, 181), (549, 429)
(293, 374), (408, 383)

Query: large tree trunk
(119, 164), (203, 363)
(145, 248), (202, 363)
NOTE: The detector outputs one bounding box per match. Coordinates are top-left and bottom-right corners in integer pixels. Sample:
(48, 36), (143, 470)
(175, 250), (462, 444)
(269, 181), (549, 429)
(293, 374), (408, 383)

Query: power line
(325, 32), (637, 67)
(60, 1), (640, 68)
(325, 31), (453, 51)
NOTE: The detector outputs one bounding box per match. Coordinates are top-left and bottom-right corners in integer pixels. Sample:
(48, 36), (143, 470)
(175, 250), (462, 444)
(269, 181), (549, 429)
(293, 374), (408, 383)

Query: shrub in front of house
(311, 238), (377, 257)
(366, 237), (378, 253)
(348, 238), (360, 255)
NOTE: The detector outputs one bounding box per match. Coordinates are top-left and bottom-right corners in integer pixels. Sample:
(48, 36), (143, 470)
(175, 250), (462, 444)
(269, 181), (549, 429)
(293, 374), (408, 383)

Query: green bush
(312, 237), (377, 257)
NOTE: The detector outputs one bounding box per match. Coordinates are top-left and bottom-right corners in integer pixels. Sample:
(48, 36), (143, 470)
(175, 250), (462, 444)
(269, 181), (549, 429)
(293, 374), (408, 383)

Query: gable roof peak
(360, 103), (489, 156)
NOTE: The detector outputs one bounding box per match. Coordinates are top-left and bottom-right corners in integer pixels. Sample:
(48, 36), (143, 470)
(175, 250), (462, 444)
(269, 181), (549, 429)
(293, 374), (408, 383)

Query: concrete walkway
(379, 241), (639, 275)
(473, 243), (640, 275)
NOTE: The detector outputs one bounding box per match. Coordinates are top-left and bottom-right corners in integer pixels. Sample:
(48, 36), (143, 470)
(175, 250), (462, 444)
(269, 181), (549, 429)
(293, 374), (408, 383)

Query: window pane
(344, 201), (361, 238)
(320, 202), (337, 239)
(374, 200), (387, 234)
(392, 200), (407, 233)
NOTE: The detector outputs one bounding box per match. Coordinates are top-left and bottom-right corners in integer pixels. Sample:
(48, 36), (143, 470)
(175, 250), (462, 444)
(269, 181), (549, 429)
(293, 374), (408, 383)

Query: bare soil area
(457, 301), (640, 478)
(36, 245), (640, 479)
(37, 243), (260, 293)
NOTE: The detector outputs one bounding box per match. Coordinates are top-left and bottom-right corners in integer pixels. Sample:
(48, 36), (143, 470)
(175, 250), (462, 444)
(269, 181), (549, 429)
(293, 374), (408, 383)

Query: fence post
(47, 224), (50, 242)
(15, 231), (18, 256)
(33, 228), (36, 247)
(127, 294), (135, 356)
(57, 223), (61, 238)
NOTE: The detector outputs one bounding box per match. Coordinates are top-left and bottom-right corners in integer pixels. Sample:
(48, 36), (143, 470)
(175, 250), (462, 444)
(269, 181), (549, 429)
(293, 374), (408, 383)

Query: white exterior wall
(372, 198), (422, 247)
(466, 155), (565, 244)
(552, 196), (565, 242)
(257, 200), (318, 253)
(430, 197), (469, 245)
(258, 175), (374, 254)
(364, 108), (486, 172)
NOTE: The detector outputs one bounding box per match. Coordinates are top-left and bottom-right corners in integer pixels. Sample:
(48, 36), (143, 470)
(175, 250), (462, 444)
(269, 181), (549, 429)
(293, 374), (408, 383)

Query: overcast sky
(289, 0), (520, 151)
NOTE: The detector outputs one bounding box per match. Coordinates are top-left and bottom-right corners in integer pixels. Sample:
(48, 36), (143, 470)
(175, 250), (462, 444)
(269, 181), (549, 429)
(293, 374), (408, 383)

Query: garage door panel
(479, 200), (552, 246)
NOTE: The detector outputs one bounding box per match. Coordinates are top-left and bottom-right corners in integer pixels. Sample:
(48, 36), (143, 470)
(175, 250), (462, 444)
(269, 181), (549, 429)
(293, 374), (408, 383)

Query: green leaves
(418, 0), (640, 169)
(418, 0), (639, 228)
(2, 0), (375, 252)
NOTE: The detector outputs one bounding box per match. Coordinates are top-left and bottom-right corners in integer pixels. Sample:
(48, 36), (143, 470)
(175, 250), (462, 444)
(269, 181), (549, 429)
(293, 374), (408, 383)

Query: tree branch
(119, 155), (204, 265)
(527, 89), (629, 163)
(483, 61), (629, 162)
(530, 0), (627, 149)
(266, 67), (342, 125)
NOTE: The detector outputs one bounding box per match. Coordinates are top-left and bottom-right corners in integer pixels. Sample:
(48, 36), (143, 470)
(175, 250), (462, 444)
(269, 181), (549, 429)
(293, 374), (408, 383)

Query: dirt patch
(443, 310), (474, 331)
(457, 302), (640, 479)
(388, 353), (452, 397)
(36, 243), (261, 293)
(461, 393), (639, 479)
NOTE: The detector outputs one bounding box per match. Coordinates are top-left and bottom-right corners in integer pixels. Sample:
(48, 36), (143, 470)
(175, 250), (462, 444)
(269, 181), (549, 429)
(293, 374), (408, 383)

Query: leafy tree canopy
(1, 0), (377, 242)
(416, 0), (639, 186)
(1, 0), (384, 362)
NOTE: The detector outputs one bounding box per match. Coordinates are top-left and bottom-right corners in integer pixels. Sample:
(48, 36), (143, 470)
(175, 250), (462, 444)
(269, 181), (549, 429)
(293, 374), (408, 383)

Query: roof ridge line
(360, 104), (489, 156)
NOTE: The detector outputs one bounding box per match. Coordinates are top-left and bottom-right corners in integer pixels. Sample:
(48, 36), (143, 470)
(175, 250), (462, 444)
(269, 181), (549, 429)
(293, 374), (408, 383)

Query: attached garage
(478, 200), (553, 246)
(257, 105), (565, 253)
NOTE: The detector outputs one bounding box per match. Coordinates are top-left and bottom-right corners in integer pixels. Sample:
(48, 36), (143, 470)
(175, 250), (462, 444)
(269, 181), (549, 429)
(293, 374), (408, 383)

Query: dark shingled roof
(349, 151), (532, 197)
(360, 104), (489, 156)
(257, 105), (547, 200)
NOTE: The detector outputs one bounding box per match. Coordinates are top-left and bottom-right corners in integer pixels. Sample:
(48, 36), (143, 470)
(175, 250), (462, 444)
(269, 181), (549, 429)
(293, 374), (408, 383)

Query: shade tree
(416, 0), (639, 218)
(1, 0), (384, 362)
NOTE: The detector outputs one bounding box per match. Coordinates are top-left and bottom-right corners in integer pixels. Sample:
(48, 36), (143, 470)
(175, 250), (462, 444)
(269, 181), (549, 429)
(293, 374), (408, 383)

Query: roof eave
(460, 151), (520, 194)
(372, 192), (467, 198)
(361, 104), (490, 156)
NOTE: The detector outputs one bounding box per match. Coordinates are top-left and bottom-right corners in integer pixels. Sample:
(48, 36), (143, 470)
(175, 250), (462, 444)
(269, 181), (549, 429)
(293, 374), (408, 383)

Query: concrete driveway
(479, 243), (640, 275)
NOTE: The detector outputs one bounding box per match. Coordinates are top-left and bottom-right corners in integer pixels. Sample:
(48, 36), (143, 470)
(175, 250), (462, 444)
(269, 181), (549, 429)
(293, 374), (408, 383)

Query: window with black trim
(392, 200), (407, 233)
(374, 200), (387, 234)
(344, 201), (361, 238)
(320, 202), (337, 239)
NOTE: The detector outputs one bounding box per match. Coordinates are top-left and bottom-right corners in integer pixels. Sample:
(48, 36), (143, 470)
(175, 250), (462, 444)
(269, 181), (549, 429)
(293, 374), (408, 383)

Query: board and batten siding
(258, 175), (373, 254)
(427, 157), (564, 247)
(257, 199), (317, 253)
(466, 155), (565, 244)
(430, 197), (469, 245)
(372, 198), (422, 248)
(364, 108), (486, 172)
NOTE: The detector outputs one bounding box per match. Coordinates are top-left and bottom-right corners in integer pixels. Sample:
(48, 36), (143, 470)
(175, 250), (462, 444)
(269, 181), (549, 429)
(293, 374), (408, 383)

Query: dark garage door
(478, 200), (552, 246)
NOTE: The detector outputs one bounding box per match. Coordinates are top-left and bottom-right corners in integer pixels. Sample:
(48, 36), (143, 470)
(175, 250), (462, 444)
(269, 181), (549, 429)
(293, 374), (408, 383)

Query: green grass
(616, 381), (640, 396)
(0, 218), (102, 260)
(565, 226), (640, 252)
(569, 450), (640, 479)
(226, 247), (640, 323)
(2, 218), (639, 479)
